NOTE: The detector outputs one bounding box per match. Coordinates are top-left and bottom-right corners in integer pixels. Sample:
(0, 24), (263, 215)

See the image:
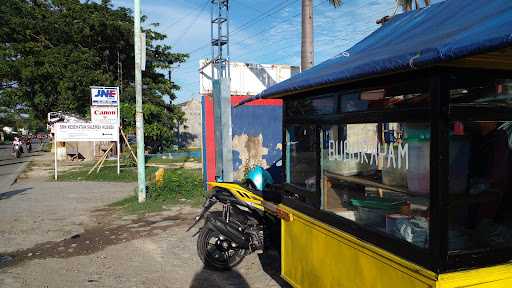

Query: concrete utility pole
(301, 0), (314, 70)
(211, 0), (233, 182)
(134, 0), (146, 202)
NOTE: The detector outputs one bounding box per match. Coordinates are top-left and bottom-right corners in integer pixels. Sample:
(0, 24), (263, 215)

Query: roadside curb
(10, 159), (31, 186)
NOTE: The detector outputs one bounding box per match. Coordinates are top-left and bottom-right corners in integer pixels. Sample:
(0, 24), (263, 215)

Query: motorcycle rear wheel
(197, 211), (246, 270)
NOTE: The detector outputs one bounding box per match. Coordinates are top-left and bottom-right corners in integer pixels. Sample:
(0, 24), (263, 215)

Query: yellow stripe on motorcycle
(207, 182), (264, 211)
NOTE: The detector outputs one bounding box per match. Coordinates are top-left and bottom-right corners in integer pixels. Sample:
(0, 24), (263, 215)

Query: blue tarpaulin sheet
(247, 0), (512, 102)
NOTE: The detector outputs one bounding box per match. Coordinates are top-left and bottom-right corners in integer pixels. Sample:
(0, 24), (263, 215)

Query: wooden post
(117, 87), (121, 175)
(120, 129), (137, 161)
(54, 138), (58, 180)
(96, 152), (107, 173)
(116, 140), (121, 175)
(96, 143), (114, 173)
(88, 143), (114, 175)
(88, 149), (107, 175)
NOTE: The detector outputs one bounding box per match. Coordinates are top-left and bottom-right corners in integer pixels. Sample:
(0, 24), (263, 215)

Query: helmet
(245, 166), (273, 191)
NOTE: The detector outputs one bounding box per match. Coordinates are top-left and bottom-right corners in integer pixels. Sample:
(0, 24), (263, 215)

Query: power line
(159, 12), (191, 33)
(176, 36), (297, 76)
(175, 1), (398, 99)
(174, 44), (300, 97)
(175, 38), (299, 80)
(187, 43), (210, 56)
(228, 1), (327, 61)
(173, 0), (210, 45)
(229, 1), (324, 51)
(232, 35), (299, 58)
(231, 0), (264, 13)
(229, 0), (296, 36)
(175, 0), (329, 79)
(184, 0), (297, 57)
(158, 0), (209, 34)
(177, 24), (303, 76)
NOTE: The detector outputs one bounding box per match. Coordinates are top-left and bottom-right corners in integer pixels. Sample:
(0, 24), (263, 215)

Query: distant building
(177, 98), (202, 148)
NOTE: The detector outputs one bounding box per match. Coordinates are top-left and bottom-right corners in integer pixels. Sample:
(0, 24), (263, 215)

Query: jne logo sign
(91, 87), (119, 106)
(94, 89), (117, 98)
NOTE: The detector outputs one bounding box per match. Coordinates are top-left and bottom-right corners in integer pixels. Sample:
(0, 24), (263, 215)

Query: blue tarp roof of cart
(239, 0), (512, 104)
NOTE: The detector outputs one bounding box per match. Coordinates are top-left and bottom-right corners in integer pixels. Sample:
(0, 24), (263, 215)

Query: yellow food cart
(241, 0), (512, 287)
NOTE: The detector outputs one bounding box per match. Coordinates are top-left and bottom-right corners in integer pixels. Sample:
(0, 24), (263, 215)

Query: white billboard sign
(91, 86), (119, 106)
(91, 106), (119, 125)
(55, 123), (119, 142)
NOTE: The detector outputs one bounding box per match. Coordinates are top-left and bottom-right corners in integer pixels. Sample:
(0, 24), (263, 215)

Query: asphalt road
(0, 143), (41, 193)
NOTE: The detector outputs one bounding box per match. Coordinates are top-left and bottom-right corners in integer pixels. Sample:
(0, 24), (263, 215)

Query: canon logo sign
(91, 105), (118, 126)
(94, 110), (117, 116)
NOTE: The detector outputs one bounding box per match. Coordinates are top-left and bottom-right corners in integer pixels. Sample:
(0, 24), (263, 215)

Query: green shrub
(147, 168), (204, 206)
(110, 168), (205, 214)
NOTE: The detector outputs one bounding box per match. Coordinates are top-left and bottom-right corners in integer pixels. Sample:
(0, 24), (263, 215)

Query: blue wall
(231, 105), (282, 181)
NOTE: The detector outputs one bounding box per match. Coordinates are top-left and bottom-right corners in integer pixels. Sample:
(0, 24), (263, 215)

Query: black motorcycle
(187, 167), (279, 270)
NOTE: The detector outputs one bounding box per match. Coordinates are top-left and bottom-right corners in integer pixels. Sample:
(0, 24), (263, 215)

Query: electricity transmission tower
(211, 0), (230, 80)
(211, 0), (233, 181)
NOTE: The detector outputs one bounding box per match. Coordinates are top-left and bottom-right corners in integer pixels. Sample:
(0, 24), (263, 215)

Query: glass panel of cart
(320, 122), (430, 248)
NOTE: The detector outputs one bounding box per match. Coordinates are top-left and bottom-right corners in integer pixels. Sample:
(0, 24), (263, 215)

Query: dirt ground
(0, 153), (285, 288)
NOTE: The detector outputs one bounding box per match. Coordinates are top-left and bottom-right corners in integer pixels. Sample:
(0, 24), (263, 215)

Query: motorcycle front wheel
(197, 212), (246, 270)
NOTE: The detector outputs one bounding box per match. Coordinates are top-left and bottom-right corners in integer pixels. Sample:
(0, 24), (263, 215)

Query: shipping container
(199, 60), (300, 96)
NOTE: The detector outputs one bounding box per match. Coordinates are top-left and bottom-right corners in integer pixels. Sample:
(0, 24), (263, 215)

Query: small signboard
(91, 106), (119, 125)
(54, 123), (119, 142)
(91, 86), (119, 106)
(141, 33), (146, 71)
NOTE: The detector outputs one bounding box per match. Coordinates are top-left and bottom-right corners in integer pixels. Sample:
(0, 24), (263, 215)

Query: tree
(301, 0), (342, 70)
(0, 0), (188, 151)
(120, 102), (184, 153)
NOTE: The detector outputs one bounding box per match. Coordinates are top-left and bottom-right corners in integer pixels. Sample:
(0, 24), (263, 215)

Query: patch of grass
(178, 147), (201, 152)
(56, 165), (158, 182)
(146, 157), (199, 165)
(110, 168), (205, 214)
(109, 195), (170, 214)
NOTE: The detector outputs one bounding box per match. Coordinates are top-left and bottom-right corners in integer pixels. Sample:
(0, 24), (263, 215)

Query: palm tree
(301, 0), (342, 70)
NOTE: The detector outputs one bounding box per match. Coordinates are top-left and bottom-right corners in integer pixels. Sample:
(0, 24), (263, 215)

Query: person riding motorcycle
(12, 137), (21, 151)
(12, 136), (23, 158)
(25, 137), (32, 153)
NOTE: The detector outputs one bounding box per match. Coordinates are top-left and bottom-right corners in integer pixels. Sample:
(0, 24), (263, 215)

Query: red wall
(203, 95), (216, 183)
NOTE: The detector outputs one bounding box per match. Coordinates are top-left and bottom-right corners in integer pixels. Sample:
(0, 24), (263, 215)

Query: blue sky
(111, 0), (443, 103)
